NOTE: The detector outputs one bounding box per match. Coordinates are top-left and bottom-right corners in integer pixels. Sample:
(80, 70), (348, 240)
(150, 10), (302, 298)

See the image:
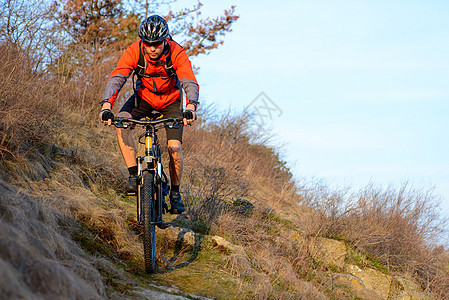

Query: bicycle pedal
(125, 191), (137, 196)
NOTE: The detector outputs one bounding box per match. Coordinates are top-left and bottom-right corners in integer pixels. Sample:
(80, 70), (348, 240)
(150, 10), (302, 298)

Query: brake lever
(113, 119), (129, 129)
(166, 119), (182, 129)
(167, 123), (181, 129)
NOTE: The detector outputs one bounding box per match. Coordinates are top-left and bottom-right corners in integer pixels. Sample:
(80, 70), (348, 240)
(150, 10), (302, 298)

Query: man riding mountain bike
(99, 15), (199, 214)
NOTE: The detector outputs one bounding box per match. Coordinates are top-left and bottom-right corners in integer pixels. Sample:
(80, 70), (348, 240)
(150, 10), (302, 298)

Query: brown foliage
(53, 0), (238, 60)
(54, 0), (125, 45)
(0, 42), (57, 159)
(166, 2), (239, 56)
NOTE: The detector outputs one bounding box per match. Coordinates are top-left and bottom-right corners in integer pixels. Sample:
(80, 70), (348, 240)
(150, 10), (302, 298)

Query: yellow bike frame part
(145, 136), (152, 149)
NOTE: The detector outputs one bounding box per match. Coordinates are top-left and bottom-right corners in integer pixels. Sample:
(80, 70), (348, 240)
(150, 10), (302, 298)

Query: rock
(132, 286), (188, 299)
(346, 265), (392, 299)
(211, 236), (241, 253)
(158, 226), (196, 248)
(333, 273), (381, 300)
(183, 231), (196, 247)
(393, 276), (427, 300)
(160, 226), (182, 243)
(133, 284), (214, 299)
(310, 237), (347, 269)
(339, 266), (428, 300)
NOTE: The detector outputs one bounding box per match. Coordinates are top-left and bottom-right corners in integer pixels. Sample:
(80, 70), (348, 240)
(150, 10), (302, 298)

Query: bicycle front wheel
(141, 172), (156, 273)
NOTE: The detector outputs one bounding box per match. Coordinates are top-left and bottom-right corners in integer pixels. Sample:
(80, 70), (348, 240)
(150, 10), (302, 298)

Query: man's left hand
(182, 110), (196, 126)
(183, 103), (197, 126)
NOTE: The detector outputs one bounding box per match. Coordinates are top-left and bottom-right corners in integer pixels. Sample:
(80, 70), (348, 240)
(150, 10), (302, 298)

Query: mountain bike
(113, 115), (183, 273)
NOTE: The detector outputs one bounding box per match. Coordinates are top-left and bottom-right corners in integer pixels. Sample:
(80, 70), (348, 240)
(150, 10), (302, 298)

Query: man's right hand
(100, 102), (114, 125)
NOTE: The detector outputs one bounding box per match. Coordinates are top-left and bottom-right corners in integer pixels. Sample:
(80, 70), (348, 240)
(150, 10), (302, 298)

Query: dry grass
(301, 181), (449, 296)
(0, 43), (56, 160)
(0, 179), (108, 299)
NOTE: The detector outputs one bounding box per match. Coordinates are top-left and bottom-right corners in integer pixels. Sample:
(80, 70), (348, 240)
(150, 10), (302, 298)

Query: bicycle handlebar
(112, 116), (184, 128)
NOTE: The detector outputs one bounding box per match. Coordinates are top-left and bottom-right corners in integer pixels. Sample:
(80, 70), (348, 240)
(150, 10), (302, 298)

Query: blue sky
(170, 1), (449, 218)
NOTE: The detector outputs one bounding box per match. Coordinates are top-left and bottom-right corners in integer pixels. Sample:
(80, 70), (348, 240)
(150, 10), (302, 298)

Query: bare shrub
(0, 42), (56, 159)
(0, 0), (55, 66)
(178, 111), (299, 227)
(303, 181), (449, 295)
(182, 166), (242, 228)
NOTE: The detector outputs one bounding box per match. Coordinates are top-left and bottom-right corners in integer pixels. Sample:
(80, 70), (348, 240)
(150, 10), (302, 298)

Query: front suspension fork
(136, 157), (164, 225)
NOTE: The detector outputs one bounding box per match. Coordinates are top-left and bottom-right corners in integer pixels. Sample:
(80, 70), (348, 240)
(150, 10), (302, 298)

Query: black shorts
(119, 95), (183, 142)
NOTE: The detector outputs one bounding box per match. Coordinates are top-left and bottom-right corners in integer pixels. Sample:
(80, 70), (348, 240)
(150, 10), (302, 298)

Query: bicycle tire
(141, 172), (156, 273)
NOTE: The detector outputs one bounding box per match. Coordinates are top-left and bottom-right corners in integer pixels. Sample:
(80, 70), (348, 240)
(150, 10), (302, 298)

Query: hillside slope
(1, 40), (448, 299)
(0, 179), (225, 299)
(0, 179), (107, 298)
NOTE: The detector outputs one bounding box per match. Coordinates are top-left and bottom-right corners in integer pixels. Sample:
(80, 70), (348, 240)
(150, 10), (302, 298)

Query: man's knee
(118, 111), (132, 118)
(116, 112), (133, 143)
(167, 140), (182, 155)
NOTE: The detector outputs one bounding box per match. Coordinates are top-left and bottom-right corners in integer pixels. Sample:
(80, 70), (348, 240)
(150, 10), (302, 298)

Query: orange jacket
(102, 39), (199, 110)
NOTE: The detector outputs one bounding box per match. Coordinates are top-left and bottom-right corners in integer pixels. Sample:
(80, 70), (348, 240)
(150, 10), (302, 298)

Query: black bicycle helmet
(138, 15), (169, 43)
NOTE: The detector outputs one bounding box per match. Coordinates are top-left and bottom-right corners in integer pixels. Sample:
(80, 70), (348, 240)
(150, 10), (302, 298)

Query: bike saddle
(146, 111), (163, 120)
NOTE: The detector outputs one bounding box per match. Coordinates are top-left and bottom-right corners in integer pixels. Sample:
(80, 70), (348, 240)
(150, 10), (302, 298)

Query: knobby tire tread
(142, 173), (156, 273)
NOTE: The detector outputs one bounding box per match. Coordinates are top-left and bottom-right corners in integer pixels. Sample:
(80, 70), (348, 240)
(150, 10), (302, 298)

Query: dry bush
(182, 166), (245, 227)
(176, 111), (300, 229)
(0, 0), (67, 160)
(347, 185), (444, 260)
(0, 42), (58, 160)
(0, 0), (54, 62)
(303, 181), (449, 296)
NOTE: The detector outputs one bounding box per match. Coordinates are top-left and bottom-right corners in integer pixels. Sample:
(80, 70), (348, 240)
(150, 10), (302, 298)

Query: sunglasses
(144, 41), (164, 47)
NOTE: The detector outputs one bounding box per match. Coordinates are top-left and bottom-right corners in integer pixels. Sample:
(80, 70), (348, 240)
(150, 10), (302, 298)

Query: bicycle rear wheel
(141, 172), (156, 273)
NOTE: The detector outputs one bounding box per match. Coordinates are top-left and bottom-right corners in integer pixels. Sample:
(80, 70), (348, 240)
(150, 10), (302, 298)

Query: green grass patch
(262, 211), (295, 228)
(72, 223), (115, 257)
(346, 246), (389, 273)
(151, 247), (240, 299)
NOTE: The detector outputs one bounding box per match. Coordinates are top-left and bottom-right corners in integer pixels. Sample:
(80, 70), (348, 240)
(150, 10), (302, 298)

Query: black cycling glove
(100, 109), (114, 121)
(182, 110), (196, 120)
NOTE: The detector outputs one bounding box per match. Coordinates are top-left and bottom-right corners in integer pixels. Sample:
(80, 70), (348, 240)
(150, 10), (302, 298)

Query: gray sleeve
(102, 74), (129, 103)
(179, 78), (199, 107)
